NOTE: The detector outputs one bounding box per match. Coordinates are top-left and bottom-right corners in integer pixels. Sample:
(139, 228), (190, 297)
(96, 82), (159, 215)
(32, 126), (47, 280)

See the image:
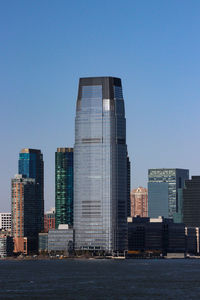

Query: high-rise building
(11, 174), (37, 254)
(74, 77), (128, 253)
(0, 213), (11, 231)
(55, 148), (73, 228)
(148, 168), (189, 219)
(183, 176), (200, 227)
(18, 148), (44, 232)
(127, 155), (131, 217)
(131, 187), (148, 217)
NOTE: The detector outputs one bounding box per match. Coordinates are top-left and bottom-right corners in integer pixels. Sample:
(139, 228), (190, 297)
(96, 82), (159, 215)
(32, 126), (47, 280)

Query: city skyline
(1, 1), (200, 211)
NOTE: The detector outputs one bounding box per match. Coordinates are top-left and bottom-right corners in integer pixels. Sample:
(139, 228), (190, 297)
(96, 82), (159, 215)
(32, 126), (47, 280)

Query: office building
(39, 233), (48, 253)
(55, 148), (73, 228)
(0, 213), (11, 231)
(173, 188), (183, 223)
(128, 216), (185, 256)
(44, 208), (55, 233)
(131, 187), (148, 217)
(127, 155), (131, 217)
(0, 234), (13, 258)
(48, 225), (74, 253)
(74, 77), (128, 252)
(185, 227), (198, 255)
(18, 148), (44, 232)
(11, 174), (38, 254)
(148, 168), (189, 219)
(183, 176), (200, 227)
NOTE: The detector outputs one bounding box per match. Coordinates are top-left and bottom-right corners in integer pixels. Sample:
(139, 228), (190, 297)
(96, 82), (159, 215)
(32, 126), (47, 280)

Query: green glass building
(55, 148), (73, 228)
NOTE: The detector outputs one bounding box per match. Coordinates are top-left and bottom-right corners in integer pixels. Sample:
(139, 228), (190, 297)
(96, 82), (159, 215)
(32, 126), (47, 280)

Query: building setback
(11, 174), (38, 254)
(148, 168), (189, 219)
(183, 176), (200, 227)
(55, 148), (73, 228)
(131, 187), (148, 217)
(74, 77), (128, 252)
(18, 148), (44, 232)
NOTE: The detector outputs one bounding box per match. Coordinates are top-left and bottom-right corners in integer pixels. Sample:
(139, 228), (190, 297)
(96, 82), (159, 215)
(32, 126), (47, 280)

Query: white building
(0, 213), (11, 231)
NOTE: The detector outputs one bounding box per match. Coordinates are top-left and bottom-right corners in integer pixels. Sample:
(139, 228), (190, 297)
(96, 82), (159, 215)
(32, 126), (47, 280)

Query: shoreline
(1, 255), (200, 261)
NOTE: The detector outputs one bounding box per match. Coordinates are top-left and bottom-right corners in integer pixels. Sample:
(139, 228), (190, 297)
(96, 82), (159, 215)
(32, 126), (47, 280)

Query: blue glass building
(18, 148), (44, 233)
(74, 77), (128, 253)
(148, 168), (189, 219)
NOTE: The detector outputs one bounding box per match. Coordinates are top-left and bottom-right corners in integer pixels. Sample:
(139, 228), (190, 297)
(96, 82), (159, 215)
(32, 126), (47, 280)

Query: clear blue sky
(1, 0), (200, 211)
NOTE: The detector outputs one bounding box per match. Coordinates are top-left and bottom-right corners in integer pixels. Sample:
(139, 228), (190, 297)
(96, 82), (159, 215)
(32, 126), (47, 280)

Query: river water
(0, 259), (200, 299)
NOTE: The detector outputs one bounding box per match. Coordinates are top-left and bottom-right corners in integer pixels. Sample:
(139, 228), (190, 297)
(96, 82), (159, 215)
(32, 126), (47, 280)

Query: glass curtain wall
(74, 77), (128, 253)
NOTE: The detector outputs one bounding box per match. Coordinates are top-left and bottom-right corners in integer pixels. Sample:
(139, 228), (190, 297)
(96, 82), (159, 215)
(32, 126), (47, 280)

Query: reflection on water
(1, 259), (200, 299)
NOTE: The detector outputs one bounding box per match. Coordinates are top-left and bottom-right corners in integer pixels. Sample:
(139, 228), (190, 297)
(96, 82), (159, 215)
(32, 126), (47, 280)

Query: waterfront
(1, 259), (200, 299)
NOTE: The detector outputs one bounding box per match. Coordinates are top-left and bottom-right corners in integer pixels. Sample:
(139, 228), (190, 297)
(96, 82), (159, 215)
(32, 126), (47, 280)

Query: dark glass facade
(127, 155), (131, 217)
(74, 77), (128, 252)
(183, 176), (200, 227)
(18, 148), (44, 232)
(55, 148), (73, 228)
(128, 216), (185, 254)
(148, 168), (189, 219)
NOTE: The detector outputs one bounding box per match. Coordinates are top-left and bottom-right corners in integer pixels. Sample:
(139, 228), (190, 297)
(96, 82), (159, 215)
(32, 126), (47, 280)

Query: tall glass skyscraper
(55, 148), (73, 228)
(18, 148), (44, 232)
(74, 77), (128, 253)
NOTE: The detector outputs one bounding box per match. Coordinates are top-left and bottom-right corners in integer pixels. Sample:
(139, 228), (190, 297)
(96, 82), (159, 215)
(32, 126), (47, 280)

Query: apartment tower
(11, 174), (37, 254)
(131, 187), (148, 217)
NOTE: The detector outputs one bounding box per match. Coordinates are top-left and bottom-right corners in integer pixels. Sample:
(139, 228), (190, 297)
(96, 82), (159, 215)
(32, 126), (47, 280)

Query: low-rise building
(48, 225), (74, 254)
(0, 213), (11, 231)
(0, 233), (13, 258)
(39, 233), (48, 253)
(127, 216), (185, 256)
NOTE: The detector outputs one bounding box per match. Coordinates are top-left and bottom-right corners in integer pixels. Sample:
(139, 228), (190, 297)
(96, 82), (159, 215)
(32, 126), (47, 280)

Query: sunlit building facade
(0, 213), (11, 231)
(148, 168), (189, 219)
(74, 77), (128, 252)
(44, 208), (55, 233)
(131, 187), (148, 217)
(11, 174), (37, 254)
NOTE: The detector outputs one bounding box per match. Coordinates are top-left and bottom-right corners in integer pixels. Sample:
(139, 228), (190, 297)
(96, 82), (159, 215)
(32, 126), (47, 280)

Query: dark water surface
(0, 259), (200, 299)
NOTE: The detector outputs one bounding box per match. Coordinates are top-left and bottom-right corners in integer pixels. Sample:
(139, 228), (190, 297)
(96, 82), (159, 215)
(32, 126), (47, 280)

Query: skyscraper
(183, 176), (200, 227)
(18, 148), (44, 232)
(55, 148), (73, 228)
(131, 187), (148, 217)
(148, 168), (189, 219)
(127, 155), (131, 217)
(74, 77), (128, 253)
(11, 174), (37, 254)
